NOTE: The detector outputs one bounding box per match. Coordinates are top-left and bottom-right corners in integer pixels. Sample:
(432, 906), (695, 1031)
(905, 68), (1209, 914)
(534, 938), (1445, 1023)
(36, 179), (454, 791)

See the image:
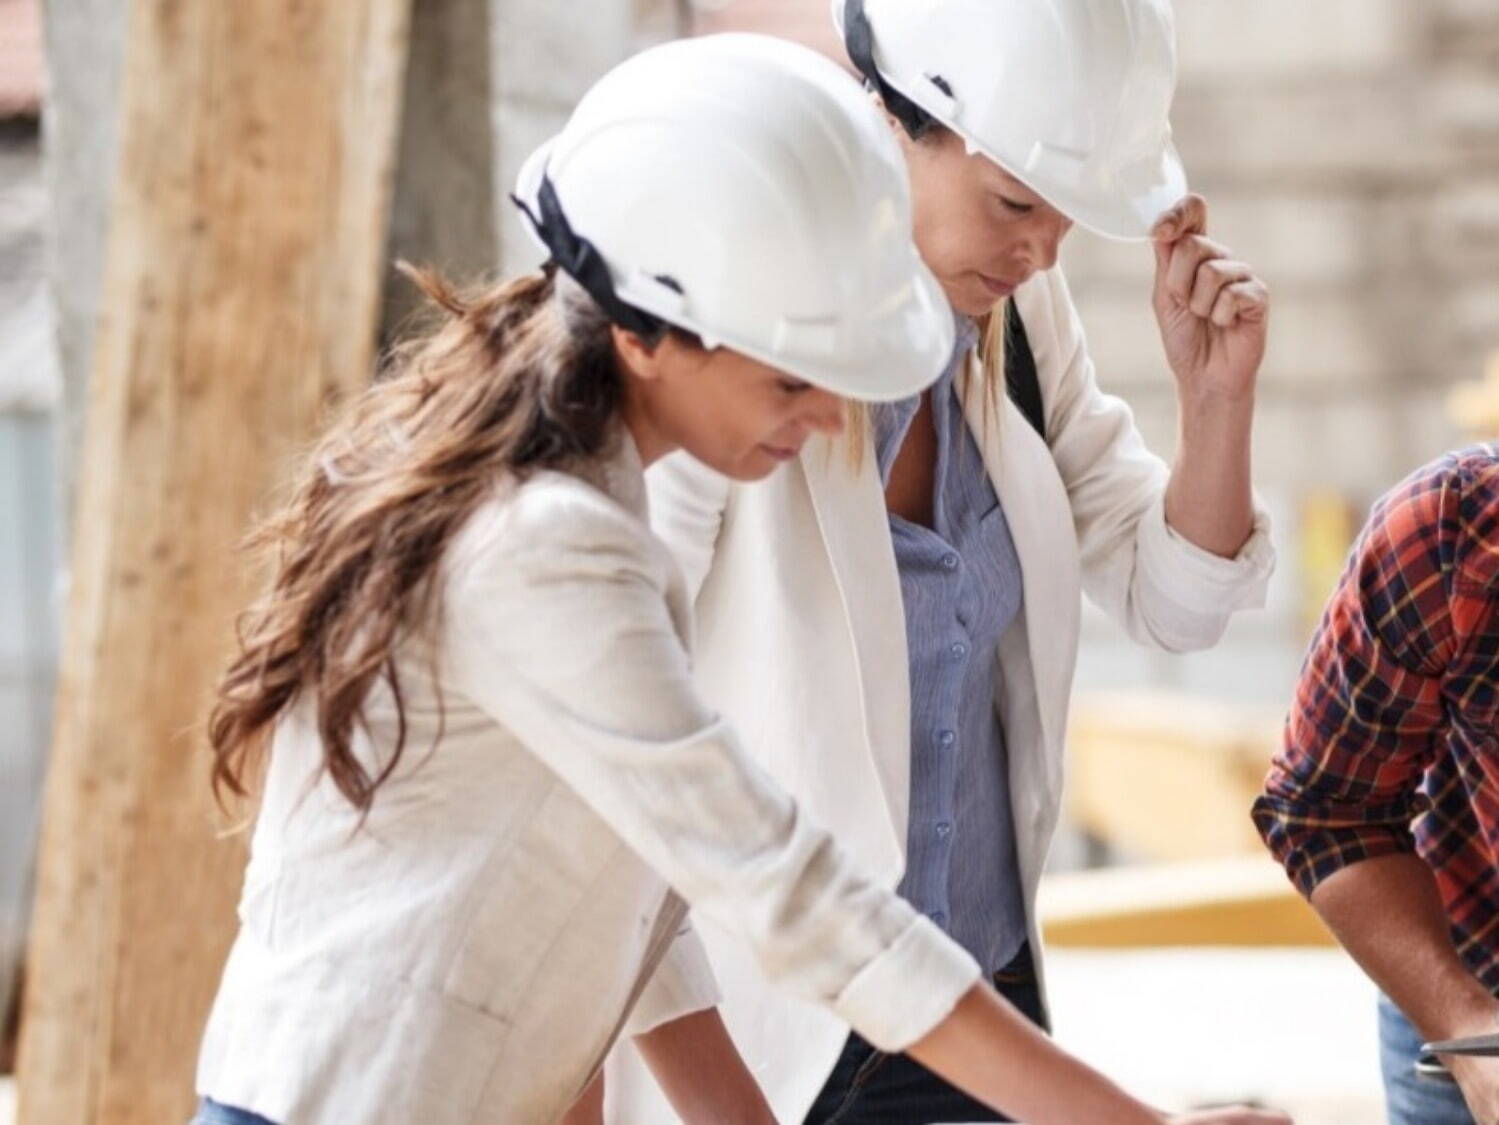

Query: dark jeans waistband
(990, 939), (1038, 988)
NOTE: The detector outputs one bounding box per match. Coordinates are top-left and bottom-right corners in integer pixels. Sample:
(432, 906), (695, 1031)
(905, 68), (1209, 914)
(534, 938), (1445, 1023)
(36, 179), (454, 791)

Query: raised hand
(1150, 193), (1269, 404)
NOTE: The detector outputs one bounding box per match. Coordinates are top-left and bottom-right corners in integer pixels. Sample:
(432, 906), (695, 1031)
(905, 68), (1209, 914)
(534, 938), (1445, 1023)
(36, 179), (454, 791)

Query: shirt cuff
(831, 914), (982, 1053)
(1251, 795), (1421, 900)
(626, 920), (722, 1036)
(1137, 491), (1276, 618)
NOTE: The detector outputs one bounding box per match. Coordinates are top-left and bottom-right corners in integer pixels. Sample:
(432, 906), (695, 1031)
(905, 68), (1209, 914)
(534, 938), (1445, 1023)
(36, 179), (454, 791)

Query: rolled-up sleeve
(445, 487), (980, 1051)
(1252, 475), (1456, 897)
(1135, 492), (1275, 621)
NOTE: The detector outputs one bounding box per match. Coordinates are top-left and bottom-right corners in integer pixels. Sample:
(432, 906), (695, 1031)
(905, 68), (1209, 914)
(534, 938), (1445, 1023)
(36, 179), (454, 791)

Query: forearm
(558, 1072), (604, 1125)
(1310, 853), (1498, 1040)
(1164, 388), (1255, 558)
(633, 1007), (777, 1125)
(906, 984), (1162, 1125)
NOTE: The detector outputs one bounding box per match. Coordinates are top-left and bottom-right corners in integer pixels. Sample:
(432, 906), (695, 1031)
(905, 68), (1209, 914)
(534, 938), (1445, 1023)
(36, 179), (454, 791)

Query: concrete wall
(379, 0), (684, 328)
(491, 0), (683, 275)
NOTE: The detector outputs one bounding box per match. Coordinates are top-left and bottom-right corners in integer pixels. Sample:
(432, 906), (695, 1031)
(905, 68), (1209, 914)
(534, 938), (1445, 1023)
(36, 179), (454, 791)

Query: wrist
(1176, 381), (1256, 422)
(1430, 994), (1499, 1042)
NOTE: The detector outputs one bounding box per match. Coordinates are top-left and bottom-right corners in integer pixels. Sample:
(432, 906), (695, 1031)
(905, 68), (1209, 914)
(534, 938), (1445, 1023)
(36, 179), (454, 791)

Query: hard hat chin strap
(510, 176), (666, 340)
(842, 0), (935, 141)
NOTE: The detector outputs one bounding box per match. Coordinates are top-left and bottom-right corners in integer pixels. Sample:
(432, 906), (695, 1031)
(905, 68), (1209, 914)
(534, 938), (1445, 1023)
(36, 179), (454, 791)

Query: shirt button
(936, 822), (953, 838)
(942, 553), (959, 570)
(937, 729), (956, 747)
(950, 641), (968, 659)
(929, 911), (947, 926)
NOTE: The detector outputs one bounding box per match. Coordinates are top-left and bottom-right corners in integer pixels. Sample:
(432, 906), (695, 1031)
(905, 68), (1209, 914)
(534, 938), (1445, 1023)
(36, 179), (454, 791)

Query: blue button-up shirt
(873, 320), (1029, 974)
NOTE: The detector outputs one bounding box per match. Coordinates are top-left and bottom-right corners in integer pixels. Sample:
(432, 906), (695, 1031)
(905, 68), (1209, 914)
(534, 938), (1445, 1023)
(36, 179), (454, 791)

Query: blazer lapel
(797, 432), (913, 854)
(959, 355), (1080, 798)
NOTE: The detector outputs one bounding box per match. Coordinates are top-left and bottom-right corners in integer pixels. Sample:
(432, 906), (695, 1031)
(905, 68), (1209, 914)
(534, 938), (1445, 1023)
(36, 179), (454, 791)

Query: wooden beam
(18, 1), (411, 1121)
(1066, 692), (1282, 863)
(1040, 858), (1337, 948)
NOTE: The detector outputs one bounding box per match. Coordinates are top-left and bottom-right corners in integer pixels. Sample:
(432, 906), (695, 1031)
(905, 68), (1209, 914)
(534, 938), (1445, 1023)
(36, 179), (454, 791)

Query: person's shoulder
(1374, 445), (1496, 535)
(1361, 445), (1499, 592)
(1449, 442), (1499, 498)
(1448, 443), (1499, 591)
(450, 466), (659, 587)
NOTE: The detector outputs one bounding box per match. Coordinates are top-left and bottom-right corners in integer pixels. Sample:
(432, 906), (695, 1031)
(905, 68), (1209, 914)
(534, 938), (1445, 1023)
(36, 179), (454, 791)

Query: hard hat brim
(937, 117), (1189, 241)
(1009, 142), (1191, 243)
(723, 261), (956, 404)
(874, 68), (1191, 242)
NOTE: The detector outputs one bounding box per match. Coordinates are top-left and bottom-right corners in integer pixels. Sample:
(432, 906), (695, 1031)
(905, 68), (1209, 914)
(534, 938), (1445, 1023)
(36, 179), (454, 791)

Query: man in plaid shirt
(1253, 444), (1499, 1125)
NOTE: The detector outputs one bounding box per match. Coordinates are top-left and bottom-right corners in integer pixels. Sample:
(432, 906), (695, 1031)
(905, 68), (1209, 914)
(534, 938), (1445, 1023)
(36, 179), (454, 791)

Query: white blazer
(606, 266), (1276, 1122)
(194, 435), (980, 1125)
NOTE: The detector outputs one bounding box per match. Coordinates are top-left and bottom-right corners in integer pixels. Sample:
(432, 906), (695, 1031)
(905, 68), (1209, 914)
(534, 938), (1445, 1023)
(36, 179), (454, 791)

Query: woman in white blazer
(189, 34), (1280, 1125)
(604, 3), (1280, 1123)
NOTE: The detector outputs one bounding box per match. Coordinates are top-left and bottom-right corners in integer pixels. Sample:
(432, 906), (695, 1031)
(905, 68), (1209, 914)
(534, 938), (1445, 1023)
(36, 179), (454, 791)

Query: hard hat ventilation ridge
(841, 0), (936, 141)
(510, 177), (666, 339)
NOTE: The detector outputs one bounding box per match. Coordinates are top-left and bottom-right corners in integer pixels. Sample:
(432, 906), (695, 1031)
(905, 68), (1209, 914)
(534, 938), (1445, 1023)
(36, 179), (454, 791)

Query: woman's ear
(611, 324), (664, 383)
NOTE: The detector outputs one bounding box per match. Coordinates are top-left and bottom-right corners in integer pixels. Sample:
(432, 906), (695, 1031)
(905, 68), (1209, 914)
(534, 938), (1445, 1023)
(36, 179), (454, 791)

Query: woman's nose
(803, 390), (846, 435)
(1019, 211), (1073, 272)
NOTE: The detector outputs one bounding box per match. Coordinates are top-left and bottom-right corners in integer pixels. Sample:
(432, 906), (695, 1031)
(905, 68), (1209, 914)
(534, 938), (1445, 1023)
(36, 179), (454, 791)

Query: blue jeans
(1379, 993), (1476, 1125)
(188, 1099), (278, 1125)
(804, 942), (1047, 1124)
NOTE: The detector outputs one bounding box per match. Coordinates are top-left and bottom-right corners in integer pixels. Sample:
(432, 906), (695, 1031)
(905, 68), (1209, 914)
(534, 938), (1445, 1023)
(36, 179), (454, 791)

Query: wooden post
(18, 1), (412, 1120)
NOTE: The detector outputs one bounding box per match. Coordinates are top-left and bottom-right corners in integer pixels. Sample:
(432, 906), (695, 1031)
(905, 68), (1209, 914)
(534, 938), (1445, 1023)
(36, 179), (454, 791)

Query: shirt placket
(923, 381), (972, 932)
(923, 545), (972, 931)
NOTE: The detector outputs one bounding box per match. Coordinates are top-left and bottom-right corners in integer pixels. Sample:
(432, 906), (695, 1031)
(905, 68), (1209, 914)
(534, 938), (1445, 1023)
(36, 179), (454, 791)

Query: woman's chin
(952, 283), (1003, 317)
(730, 458), (780, 483)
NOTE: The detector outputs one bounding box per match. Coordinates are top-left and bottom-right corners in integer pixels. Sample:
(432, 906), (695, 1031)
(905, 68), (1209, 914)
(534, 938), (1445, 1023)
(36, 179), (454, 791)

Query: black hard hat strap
(842, 0), (936, 140)
(509, 175), (665, 338)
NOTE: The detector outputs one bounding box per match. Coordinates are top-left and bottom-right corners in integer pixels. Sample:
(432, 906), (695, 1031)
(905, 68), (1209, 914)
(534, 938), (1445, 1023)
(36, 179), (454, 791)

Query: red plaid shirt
(1253, 445), (1499, 989)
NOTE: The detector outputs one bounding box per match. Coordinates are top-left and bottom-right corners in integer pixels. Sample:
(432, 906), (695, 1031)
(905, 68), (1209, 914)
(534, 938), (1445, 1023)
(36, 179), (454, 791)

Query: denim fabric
(1378, 993), (1476, 1125)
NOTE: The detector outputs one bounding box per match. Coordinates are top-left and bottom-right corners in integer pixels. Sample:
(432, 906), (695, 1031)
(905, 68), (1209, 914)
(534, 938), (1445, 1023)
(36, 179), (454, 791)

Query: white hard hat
(511, 33), (953, 403)
(833, 0), (1189, 241)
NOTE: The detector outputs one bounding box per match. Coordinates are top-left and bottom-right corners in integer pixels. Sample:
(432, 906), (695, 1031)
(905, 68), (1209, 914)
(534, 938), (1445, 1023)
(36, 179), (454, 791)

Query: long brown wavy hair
(209, 264), (673, 816)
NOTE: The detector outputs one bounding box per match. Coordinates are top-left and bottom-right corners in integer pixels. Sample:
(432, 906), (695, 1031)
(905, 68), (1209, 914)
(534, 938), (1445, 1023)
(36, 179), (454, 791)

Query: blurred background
(2, 0), (1497, 1122)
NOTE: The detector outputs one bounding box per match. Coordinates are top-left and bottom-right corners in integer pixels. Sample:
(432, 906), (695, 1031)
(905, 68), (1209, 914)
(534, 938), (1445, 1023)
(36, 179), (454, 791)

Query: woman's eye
(996, 194), (1033, 215)
(778, 379), (811, 394)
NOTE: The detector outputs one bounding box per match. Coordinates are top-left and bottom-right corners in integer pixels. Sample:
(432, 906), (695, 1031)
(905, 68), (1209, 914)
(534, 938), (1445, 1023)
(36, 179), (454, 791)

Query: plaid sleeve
(1252, 460), (1465, 898)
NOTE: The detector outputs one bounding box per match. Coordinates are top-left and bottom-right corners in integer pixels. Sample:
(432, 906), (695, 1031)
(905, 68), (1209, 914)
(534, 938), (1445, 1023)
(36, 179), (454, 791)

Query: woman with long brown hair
(191, 32), (1289, 1125)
